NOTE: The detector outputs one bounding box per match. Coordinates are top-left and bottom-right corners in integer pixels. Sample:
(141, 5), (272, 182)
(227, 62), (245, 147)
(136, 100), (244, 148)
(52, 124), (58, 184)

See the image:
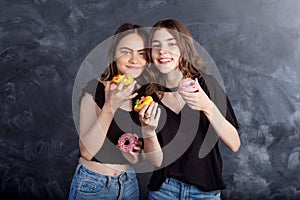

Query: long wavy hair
(101, 23), (152, 85)
(147, 19), (206, 98)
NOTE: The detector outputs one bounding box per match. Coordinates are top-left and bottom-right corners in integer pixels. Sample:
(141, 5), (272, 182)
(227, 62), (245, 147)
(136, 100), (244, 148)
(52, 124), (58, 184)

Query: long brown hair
(101, 23), (151, 82)
(147, 19), (206, 97)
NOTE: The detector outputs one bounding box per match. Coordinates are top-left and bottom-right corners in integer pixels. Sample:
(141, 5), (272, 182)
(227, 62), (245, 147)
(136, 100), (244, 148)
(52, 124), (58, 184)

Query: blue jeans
(148, 177), (221, 200)
(68, 163), (139, 200)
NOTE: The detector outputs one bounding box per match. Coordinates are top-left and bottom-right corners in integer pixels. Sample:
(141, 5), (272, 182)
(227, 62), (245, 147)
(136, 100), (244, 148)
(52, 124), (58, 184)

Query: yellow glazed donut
(122, 76), (134, 86)
(134, 96), (153, 112)
(112, 75), (134, 86)
(112, 75), (124, 84)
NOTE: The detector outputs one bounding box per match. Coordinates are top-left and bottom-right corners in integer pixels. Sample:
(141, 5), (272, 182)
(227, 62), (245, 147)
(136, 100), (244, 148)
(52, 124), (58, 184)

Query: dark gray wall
(0, 0), (299, 199)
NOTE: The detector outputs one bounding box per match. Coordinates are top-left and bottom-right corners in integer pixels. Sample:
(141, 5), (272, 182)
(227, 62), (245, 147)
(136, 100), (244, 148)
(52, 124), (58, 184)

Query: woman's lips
(158, 58), (172, 64)
(127, 66), (139, 69)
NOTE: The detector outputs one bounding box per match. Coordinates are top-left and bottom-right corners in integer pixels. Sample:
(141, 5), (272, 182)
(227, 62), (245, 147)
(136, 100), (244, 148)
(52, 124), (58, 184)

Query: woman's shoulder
(83, 78), (104, 94)
(197, 73), (213, 81)
(197, 73), (221, 88)
(79, 79), (105, 104)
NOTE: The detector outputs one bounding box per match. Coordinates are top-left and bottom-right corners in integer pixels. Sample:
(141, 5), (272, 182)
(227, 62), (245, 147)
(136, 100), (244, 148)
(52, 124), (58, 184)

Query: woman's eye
(139, 52), (146, 57)
(152, 44), (160, 49)
(169, 43), (177, 47)
(121, 50), (131, 54)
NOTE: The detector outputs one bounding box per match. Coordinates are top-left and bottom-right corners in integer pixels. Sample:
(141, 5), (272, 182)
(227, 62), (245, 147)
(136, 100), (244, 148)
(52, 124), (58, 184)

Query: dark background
(1, 0), (299, 199)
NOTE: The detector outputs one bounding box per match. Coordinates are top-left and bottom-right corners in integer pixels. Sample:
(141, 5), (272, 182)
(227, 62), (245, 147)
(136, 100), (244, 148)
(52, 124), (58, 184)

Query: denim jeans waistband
(75, 162), (136, 183)
(165, 177), (185, 185)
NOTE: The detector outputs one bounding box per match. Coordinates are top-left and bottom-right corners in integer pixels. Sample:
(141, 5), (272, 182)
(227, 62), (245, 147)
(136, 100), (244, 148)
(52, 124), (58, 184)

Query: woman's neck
(163, 69), (183, 88)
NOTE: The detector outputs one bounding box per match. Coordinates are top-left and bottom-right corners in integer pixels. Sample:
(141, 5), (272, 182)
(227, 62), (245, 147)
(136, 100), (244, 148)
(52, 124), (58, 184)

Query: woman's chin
(126, 70), (143, 78)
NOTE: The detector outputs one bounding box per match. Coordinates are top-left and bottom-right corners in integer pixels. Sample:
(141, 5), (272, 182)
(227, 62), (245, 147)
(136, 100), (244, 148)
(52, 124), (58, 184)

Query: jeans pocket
(77, 178), (106, 196)
(202, 190), (221, 197)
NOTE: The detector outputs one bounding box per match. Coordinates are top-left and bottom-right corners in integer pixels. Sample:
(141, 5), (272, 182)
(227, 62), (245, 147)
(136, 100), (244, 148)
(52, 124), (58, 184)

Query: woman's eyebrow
(119, 47), (132, 51)
(119, 47), (145, 52)
(166, 38), (176, 41)
(152, 38), (176, 43)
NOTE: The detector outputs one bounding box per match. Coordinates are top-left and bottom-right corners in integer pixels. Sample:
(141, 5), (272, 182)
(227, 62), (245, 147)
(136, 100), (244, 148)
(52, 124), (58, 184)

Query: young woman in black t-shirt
(138, 19), (241, 200)
(68, 23), (153, 200)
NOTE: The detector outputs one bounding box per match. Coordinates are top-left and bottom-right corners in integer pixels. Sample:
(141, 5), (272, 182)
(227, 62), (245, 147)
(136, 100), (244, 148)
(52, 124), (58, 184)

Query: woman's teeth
(159, 58), (172, 63)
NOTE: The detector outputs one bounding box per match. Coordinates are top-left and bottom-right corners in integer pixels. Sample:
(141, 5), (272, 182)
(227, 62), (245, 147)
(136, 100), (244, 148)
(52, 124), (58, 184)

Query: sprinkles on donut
(117, 133), (138, 152)
(178, 78), (199, 92)
(112, 74), (134, 86)
(134, 96), (153, 112)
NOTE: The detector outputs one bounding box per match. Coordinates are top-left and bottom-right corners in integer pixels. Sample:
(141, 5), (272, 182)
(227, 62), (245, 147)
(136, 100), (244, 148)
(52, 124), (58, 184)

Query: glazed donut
(112, 75), (134, 86)
(178, 78), (199, 92)
(121, 76), (134, 86)
(117, 133), (138, 152)
(134, 96), (153, 112)
(112, 75), (124, 84)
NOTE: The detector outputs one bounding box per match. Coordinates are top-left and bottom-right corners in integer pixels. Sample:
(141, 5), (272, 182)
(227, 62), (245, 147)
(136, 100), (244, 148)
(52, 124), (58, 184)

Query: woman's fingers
(145, 102), (155, 118)
(138, 101), (161, 130)
(104, 80), (115, 92)
(111, 80), (137, 102)
(133, 145), (141, 152)
(179, 90), (195, 98)
(139, 102), (155, 120)
(150, 102), (158, 119)
(155, 107), (161, 121)
(139, 104), (149, 120)
(117, 81), (125, 91)
(128, 92), (138, 100)
(135, 140), (142, 147)
(179, 91), (197, 102)
(124, 80), (137, 93)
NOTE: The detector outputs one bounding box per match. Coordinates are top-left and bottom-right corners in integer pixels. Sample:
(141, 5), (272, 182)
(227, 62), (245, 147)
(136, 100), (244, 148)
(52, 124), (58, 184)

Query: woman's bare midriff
(79, 157), (129, 176)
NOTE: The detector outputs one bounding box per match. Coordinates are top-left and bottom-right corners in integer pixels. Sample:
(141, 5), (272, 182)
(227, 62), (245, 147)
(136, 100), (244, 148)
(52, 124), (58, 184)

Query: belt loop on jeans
(124, 167), (132, 181)
(165, 177), (170, 184)
(107, 176), (111, 187)
(123, 171), (127, 182)
(123, 170), (130, 181)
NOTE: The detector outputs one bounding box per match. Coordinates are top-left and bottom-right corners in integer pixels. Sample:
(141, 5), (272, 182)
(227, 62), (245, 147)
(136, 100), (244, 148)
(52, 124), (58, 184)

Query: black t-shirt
(80, 79), (140, 164)
(134, 74), (239, 192)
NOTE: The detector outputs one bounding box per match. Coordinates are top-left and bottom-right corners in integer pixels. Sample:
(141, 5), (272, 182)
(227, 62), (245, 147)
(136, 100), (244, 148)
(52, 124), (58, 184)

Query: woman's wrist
(102, 103), (115, 114)
(142, 127), (157, 138)
(203, 101), (226, 132)
(202, 99), (215, 121)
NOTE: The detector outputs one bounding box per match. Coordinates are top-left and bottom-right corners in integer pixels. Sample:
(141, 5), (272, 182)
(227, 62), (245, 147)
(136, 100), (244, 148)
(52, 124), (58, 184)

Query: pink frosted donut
(117, 133), (138, 152)
(178, 78), (198, 92)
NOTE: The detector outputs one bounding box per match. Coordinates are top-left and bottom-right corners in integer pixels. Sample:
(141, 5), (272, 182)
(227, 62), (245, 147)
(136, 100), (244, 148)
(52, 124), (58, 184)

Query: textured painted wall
(0, 0), (299, 199)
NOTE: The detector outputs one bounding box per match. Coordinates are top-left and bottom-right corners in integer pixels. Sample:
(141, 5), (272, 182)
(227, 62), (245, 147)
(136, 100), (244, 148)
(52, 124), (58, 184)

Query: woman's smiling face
(151, 28), (181, 75)
(114, 33), (147, 78)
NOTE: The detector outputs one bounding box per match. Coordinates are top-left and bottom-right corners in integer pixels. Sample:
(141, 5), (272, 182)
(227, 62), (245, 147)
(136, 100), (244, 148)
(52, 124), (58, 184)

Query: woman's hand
(138, 101), (163, 167)
(138, 102), (161, 137)
(103, 80), (138, 113)
(121, 140), (143, 164)
(180, 78), (241, 152)
(178, 78), (212, 111)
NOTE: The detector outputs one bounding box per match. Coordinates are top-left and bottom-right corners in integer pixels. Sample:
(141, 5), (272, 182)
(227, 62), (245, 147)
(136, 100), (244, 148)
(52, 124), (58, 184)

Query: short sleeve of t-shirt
(199, 74), (239, 130)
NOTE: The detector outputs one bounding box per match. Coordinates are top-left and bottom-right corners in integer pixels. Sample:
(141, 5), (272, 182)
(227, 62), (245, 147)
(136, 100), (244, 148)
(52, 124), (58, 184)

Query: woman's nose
(129, 53), (138, 64)
(159, 48), (168, 55)
(158, 44), (171, 54)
